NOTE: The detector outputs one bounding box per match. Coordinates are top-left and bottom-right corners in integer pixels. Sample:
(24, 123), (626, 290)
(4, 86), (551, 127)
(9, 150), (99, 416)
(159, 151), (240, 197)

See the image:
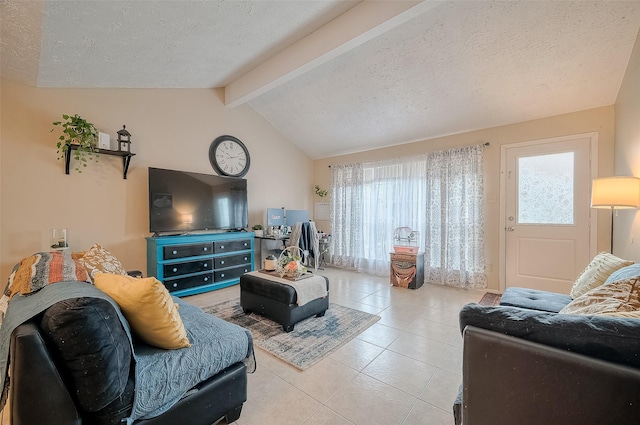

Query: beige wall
(0, 77), (624, 290)
(314, 107), (615, 290)
(614, 29), (640, 260)
(0, 79), (313, 281)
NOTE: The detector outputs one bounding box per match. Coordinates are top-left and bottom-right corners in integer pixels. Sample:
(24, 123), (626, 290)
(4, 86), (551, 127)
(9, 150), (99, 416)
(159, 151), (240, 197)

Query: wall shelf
(64, 144), (136, 179)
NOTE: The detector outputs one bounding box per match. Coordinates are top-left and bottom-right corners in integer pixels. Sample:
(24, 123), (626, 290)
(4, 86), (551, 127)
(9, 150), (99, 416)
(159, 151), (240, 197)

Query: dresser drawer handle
(204, 276), (209, 282)
(172, 283), (178, 288)
(172, 250), (177, 255)
(244, 257), (248, 261)
(220, 245), (224, 249)
(243, 242), (247, 246)
(204, 263), (208, 267)
(220, 260), (225, 265)
(203, 247), (208, 252)
(172, 267), (178, 273)
(221, 273), (225, 278)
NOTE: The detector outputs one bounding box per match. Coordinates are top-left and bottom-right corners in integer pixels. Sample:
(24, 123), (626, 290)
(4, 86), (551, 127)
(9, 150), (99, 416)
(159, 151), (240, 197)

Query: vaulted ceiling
(2, 1), (640, 159)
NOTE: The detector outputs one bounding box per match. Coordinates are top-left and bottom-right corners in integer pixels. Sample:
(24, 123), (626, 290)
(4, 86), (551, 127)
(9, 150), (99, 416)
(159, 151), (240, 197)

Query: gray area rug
(202, 298), (380, 370)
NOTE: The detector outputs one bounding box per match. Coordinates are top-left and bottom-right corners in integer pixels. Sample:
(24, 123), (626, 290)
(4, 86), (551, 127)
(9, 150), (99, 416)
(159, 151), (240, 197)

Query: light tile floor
(186, 267), (485, 425)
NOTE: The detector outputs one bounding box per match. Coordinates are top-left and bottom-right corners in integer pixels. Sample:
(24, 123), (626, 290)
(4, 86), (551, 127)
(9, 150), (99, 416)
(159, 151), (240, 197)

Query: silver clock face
(215, 141), (246, 174)
(209, 135), (251, 177)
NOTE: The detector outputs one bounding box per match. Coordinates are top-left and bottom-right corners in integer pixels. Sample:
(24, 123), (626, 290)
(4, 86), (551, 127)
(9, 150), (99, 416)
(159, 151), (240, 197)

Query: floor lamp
(590, 176), (640, 253)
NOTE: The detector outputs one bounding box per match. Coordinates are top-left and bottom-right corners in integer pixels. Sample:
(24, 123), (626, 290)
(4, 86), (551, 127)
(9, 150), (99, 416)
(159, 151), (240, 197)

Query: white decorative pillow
(569, 252), (633, 299)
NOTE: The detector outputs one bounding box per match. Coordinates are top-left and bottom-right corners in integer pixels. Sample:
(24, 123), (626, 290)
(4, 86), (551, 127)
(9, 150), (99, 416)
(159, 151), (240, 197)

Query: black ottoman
(240, 273), (329, 332)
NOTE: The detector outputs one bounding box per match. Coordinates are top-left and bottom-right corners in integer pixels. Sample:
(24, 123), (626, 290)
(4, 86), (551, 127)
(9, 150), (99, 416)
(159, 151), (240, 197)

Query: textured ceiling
(249, 0), (640, 157)
(2, 1), (640, 159)
(1, 0), (359, 88)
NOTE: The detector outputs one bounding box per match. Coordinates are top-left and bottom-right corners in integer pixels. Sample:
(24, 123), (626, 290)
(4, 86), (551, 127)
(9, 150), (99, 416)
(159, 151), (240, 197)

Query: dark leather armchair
(8, 318), (247, 425)
(460, 326), (640, 425)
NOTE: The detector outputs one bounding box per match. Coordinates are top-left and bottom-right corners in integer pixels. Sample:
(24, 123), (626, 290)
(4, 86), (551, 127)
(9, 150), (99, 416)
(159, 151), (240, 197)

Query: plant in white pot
(52, 114), (99, 172)
(252, 224), (264, 237)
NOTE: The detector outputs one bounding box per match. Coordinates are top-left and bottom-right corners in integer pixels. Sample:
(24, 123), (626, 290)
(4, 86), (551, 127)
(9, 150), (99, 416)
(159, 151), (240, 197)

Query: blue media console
(146, 232), (254, 297)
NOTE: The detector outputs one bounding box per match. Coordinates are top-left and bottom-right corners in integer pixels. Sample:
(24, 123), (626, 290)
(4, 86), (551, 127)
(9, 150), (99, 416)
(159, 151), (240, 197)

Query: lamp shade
(591, 176), (640, 209)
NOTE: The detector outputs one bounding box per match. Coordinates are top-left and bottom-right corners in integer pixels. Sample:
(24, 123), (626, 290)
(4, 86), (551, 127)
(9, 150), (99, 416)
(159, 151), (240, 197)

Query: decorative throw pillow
(71, 251), (86, 260)
(560, 277), (640, 315)
(569, 252), (633, 299)
(40, 297), (132, 412)
(78, 243), (128, 280)
(604, 263), (640, 285)
(94, 273), (191, 349)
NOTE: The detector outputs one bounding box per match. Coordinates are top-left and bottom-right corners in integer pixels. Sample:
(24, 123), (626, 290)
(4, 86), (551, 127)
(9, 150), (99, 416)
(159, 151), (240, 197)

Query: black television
(148, 167), (248, 235)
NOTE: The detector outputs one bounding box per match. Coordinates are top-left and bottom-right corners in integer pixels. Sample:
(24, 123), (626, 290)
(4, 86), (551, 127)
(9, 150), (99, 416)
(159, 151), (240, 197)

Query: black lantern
(117, 125), (131, 152)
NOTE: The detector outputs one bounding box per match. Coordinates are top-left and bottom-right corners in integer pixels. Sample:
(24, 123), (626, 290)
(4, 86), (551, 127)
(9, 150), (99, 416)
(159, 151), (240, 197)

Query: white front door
(502, 134), (595, 294)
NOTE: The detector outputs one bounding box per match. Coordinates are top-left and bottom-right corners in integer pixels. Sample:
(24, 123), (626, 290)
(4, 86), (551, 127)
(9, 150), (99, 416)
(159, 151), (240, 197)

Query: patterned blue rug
(202, 298), (380, 370)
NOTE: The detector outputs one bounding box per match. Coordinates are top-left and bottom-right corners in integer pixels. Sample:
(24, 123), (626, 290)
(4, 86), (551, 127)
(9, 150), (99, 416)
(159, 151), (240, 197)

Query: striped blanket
(0, 251), (90, 316)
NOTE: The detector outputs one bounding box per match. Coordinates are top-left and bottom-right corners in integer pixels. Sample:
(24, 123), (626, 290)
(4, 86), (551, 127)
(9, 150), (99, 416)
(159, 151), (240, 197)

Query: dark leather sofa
(453, 287), (640, 425)
(9, 318), (248, 425)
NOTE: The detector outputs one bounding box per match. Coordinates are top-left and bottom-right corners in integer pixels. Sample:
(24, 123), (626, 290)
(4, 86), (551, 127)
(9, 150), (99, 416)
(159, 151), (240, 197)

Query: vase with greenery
(52, 114), (99, 172)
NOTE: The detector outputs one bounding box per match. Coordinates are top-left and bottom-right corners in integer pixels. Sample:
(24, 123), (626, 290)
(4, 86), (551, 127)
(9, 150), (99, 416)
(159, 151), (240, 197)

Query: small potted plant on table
(252, 224), (264, 237)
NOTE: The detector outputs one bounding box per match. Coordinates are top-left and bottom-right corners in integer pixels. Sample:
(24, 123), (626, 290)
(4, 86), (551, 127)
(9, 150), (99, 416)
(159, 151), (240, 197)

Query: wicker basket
(276, 246), (306, 278)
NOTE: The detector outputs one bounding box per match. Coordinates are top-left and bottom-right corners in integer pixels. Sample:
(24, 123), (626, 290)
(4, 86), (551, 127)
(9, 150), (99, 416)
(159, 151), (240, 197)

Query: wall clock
(209, 135), (251, 178)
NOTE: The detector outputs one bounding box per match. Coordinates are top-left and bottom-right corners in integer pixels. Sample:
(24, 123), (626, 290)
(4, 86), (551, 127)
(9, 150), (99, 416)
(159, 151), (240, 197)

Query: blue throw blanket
(0, 282), (253, 423)
(131, 298), (253, 421)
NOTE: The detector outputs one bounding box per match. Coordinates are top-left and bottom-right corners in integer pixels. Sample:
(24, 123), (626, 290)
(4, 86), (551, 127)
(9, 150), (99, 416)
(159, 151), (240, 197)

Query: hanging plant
(314, 185), (328, 197)
(52, 114), (99, 172)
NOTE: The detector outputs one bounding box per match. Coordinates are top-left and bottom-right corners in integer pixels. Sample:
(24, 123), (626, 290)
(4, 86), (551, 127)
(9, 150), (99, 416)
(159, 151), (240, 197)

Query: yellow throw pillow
(560, 277), (640, 315)
(94, 273), (191, 349)
(78, 243), (128, 280)
(569, 252), (633, 299)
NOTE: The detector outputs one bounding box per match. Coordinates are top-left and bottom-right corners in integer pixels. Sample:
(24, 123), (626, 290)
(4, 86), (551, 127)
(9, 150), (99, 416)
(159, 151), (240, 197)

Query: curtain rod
(328, 142), (490, 167)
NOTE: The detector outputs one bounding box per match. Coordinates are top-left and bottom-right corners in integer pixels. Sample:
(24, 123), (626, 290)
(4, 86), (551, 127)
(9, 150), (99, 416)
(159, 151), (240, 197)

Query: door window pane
(518, 152), (574, 224)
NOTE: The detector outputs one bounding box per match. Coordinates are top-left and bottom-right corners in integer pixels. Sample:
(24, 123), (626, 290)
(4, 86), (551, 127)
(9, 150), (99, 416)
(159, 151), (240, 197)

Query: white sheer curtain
(330, 163), (364, 269)
(330, 145), (486, 289)
(359, 157), (428, 275)
(423, 145), (486, 288)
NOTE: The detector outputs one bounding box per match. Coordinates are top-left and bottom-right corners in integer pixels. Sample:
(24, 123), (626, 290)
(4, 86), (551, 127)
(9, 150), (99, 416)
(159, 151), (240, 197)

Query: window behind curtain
(331, 145), (486, 289)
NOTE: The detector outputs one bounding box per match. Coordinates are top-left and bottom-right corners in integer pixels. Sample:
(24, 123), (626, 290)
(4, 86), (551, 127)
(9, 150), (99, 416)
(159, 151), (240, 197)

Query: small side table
(389, 252), (424, 289)
(318, 235), (331, 269)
